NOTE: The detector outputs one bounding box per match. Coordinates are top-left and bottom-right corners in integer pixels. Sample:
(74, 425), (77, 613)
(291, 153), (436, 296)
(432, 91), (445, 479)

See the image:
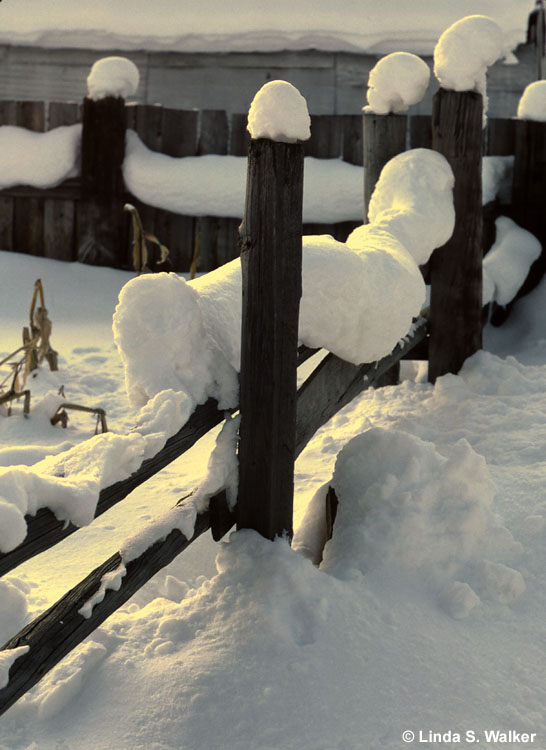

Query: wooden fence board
(341, 114), (363, 166)
(12, 102), (46, 257)
(306, 114), (343, 158)
(409, 115), (432, 149)
(194, 110), (231, 272)
(230, 112), (250, 156)
(0, 199), (13, 251)
(486, 117), (516, 156)
(161, 107), (199, 157)
(155, 108), (199, 271)
(198, 109), (228, 155)
(44, 102), (81, 261)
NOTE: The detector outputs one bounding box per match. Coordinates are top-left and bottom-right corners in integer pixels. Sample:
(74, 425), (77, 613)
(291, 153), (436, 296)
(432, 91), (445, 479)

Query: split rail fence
(1, 85), (545, 716)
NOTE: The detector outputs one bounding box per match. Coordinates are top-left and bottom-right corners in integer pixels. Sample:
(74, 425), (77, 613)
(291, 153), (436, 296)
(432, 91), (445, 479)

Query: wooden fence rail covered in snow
(0, 97), (526, 274)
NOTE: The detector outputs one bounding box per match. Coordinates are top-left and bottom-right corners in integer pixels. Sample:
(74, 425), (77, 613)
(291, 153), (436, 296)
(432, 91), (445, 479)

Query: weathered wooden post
(511, 113), (546, 296)
(363, 113), (407, 223)
(77, 57), (139, 267)
(236, 81), (308, 541)
(428, 89), (483, 382)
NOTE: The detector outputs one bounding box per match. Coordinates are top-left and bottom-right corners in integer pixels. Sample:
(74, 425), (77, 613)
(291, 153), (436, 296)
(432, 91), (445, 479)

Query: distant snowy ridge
(0, 0), (532, 56)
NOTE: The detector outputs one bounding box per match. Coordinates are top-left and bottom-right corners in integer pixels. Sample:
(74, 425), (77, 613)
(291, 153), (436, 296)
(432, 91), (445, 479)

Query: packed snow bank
(434, 15), (504, 120)
(364, 52), (430, 115)
(0, 125), (81, 190)
(324, 430), (504, 579)
(517, 79), (546, 121)
(247, 80), (310, 142)
(483, 216), (541, 306)
(348, 148), (455, 265)
(86, 56), (140, 100)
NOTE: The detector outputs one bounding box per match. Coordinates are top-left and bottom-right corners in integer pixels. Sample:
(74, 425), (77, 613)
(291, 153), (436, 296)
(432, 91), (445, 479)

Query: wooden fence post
(363, 113), (407, 222)
(428, 89), (483, 383)
(510, 118), (546, 296)
(77, 96), (127, 267)
(362, 112), (407, 386)
(236, 137), (304, 541)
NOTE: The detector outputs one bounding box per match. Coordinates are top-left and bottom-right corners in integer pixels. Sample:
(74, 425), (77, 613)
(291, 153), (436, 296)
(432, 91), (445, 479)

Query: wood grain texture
(511, 118), (546, 295)
(363, 113), (407, 222)
(428, 89), (483, 382)
(237, 138), (304, 540)
(13, 102), (46, 256)
(78, 96), (127, 266)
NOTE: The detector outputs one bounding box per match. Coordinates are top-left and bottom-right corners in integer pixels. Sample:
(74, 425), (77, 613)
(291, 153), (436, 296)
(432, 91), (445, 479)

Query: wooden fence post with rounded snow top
(237, 137), (304, 541)
(428, 88), (483, 383)
(236, 84), (306, 541)
(77, 57), (140, 268)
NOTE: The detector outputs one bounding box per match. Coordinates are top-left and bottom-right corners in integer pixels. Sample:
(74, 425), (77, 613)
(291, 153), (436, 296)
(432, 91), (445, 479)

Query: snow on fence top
(433, 14), (504, 119)
(0, 125), (81, 190)
(247, 80), (311, 143)
(87, 56), (140, 100)
(517, 80), (546, 121)
(113, 147), (454, 418)
(348, 149), (455, 267)
(364, 52), (430, 115)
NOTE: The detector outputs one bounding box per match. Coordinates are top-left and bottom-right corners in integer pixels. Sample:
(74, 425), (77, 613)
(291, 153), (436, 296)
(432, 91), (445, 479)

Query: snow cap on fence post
(364, 52), (430, 115)
(87, 56), (140, 100)
(517, 80), (546, 121)
(247, 80), (310, 142)
(433, 15), (503, 120)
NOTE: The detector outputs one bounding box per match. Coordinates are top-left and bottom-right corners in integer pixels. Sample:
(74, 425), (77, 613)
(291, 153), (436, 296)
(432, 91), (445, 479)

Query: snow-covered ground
(0, 0), (535, 58)
(0, 232), (545, 749)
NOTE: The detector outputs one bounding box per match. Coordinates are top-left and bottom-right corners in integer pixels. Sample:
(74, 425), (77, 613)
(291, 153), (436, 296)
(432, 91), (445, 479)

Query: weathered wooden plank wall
(0, 106), (520, 272)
